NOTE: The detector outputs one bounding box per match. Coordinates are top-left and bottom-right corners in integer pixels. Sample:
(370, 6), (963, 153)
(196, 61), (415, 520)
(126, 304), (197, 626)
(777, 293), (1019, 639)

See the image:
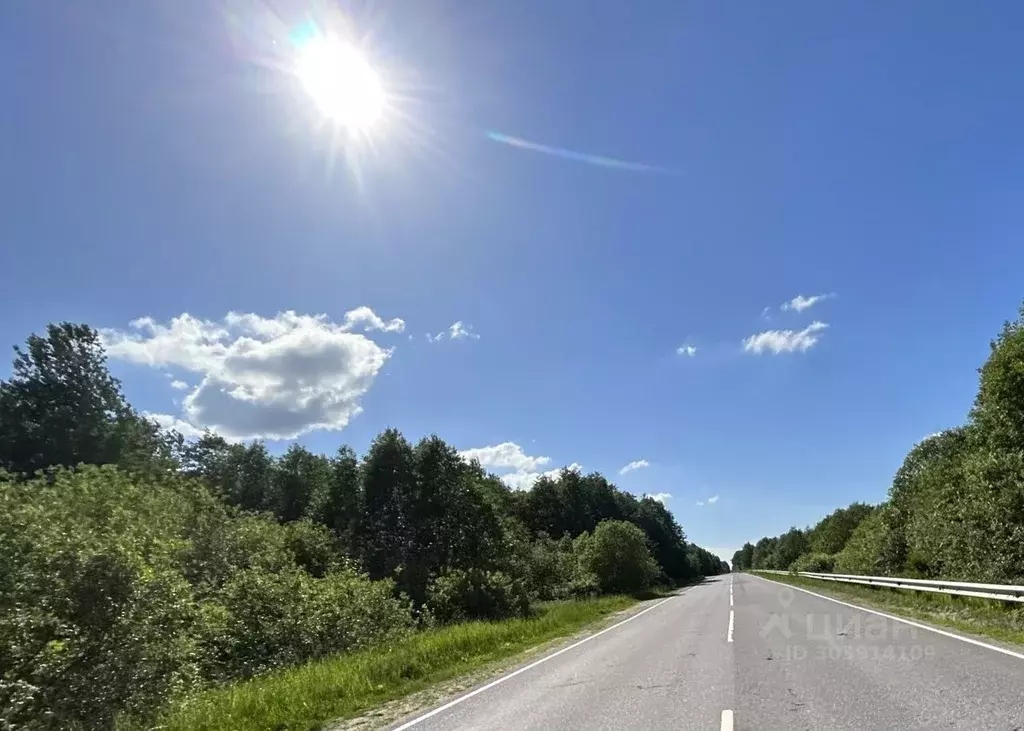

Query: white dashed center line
(721, 709), (734, 731)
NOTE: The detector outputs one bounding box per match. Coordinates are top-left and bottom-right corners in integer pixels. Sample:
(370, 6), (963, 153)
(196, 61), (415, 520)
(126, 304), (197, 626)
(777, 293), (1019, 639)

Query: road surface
(388, 573), (1024, 730)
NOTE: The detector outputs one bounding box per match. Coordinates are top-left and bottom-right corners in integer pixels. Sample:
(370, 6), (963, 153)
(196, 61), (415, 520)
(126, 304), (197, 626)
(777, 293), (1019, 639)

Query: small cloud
(696, 500), (705, 506)
(742, 321), (828, 355)
(707, 494), (720, 504)
(448, 321), (480, 340)
(647, 492), (672, 504)
(427, 321), (480, 342)
(459, 442), (550, 472)
(459, 441), (580, 490)
(676, 345), (698, 357)
(761, 306), (772, 320)
(170, 379), (189, 391)
(781, 293), (835, 313)
(144, 411), (205, 439)
(619, 459), (650, 475)
(341, 306), (406, 333)
(503, 463), (582, 491)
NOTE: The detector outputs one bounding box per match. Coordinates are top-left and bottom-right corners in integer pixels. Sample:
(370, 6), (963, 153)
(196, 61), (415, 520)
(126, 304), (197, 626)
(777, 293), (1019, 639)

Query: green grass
(127, 596), (638, 731)
(752, 571), (1024, 648)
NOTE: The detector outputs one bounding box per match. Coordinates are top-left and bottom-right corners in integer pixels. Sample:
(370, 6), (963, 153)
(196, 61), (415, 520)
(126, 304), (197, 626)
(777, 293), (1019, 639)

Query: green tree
(772, 527), (809, 569)
(809, 503), (875, 555)
(272, 445), (331, 523)
(0, 323), (171, 476)
(575, 520), (659, 594)
(834, 506), (893, 574)
(751, 536), (779, 569)
(359, 428), (415, 584)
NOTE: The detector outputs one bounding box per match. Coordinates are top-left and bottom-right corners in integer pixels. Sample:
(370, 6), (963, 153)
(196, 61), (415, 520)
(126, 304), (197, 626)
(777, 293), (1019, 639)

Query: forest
(733, 302), (1024, 585)
(0, 322), (726, 730)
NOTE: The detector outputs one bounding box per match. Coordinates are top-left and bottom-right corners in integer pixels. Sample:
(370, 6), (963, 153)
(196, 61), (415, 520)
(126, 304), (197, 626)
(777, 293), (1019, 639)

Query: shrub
(788, 552), (835, 573)
(0, 466), (414, 729)
(0, 467), (202, 729)
(575, 520), (659, 595)
(425, 569), (530, 624)
(201, 567), (413, 679)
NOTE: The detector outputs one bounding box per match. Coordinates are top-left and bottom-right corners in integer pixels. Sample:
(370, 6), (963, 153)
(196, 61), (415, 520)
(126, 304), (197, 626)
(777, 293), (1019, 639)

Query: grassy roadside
(751, 571), (1024, 648)
(124, 595), (639, 731)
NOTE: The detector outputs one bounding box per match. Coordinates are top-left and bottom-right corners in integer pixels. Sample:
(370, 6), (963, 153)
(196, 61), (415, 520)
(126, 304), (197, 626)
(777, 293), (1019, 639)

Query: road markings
(390, 596), (675, 730)
(754, 574), (1024, 662)
(727, 608), (734, 643)
(721, 709), (734, 731)
(730, 580), (734, 607)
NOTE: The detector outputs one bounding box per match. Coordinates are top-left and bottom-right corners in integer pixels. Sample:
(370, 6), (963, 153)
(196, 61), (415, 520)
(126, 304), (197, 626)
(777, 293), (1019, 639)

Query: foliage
(425, 569), (530, 624)
(0, 467), (413, 730)
(732, 542), (755, 571)
(574, 520), (660, 595)
(0, 323), (172, 477)
(788, 552), (836, 573)
(808, 503), (875, 555)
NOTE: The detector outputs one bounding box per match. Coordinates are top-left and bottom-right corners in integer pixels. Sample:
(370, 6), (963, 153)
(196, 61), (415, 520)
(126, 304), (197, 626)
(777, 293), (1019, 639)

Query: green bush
(788, 552), (835, 573)
(0, 468), (202, 729)
(0, 467), (413, 729)
(575, 520), (659, 595)
(426, 569), (530, 624)
(201, 567), (412, 679)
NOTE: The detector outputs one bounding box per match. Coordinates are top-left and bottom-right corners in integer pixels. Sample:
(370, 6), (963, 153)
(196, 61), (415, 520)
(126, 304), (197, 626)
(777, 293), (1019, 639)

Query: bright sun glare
(295, 36), (385, 133)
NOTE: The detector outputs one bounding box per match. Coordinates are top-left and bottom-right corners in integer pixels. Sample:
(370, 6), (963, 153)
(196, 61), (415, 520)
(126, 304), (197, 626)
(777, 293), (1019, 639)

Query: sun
(295, 35), (386, 133)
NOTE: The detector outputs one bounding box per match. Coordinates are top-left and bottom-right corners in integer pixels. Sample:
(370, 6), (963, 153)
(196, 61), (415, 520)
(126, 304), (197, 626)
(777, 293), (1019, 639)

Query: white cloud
(448, 321), (479, 340)
(459, 442), (551, 472)
(144, 411), (205, 439)
(102, 308), (397, 440)
(426, 321), (479, 343)
(676, 345), (698, 357)
(459, 441), (581, 490)
(619, 459), (650, 475)
(707, 494), (720, 504)
(503, 463), (583, 491)
(742, 321), (828, 354)
(781, 293), (834, 312)
(341, 306), (405, 333)
(696, 500), (704, 506)
(169, 379), (189, 391)
(647, 492), (672, 504)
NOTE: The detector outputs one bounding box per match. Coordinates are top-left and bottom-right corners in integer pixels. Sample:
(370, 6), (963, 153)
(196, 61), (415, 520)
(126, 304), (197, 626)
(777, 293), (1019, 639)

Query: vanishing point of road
(387, 574), (1024, 731)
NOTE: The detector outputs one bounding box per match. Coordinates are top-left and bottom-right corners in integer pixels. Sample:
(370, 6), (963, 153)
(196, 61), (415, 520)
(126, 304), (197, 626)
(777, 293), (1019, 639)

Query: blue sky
(3, 1), (1024, 561)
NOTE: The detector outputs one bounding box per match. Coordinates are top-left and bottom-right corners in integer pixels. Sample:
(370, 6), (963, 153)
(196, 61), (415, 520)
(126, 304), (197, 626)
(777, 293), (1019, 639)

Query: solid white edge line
(752, 574), (1024, 662)
(727, 608), (734, 642)
(390, 596), (675, 730)
(721, 709), (734, 731)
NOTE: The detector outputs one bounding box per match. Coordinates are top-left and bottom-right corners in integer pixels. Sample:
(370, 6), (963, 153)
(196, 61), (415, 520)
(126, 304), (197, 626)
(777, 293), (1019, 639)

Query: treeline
(0, 323), (725, 730)
(734, 302), (1024, 584)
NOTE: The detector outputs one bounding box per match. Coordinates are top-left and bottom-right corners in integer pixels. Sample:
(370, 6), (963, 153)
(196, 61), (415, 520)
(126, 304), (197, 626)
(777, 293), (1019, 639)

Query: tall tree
(809, 503), (876, 555)
(0, 323), (169, 476)
(359, 428), (415, 583)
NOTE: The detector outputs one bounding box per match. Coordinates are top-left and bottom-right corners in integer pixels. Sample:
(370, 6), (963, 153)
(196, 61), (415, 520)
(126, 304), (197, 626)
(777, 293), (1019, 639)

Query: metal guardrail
(755, 570), (1024, 603)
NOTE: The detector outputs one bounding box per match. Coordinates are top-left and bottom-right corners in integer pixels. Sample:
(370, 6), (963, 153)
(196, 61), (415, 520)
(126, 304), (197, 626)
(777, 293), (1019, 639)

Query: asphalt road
(387, 573), (1024, 731)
